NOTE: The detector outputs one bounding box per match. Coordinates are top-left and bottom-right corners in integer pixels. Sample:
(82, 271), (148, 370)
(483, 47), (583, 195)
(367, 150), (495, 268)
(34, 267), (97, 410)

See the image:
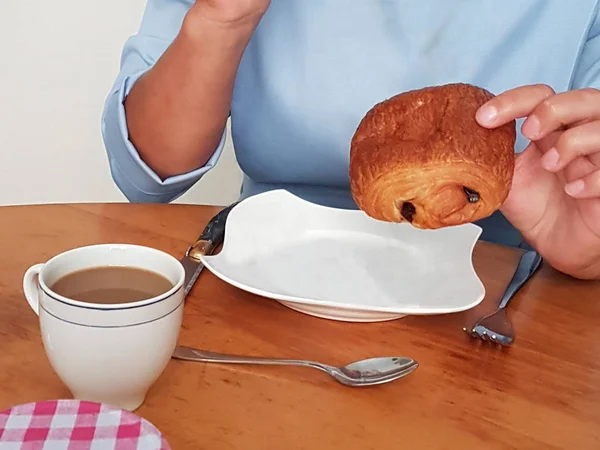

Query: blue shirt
(102, 0), (600, 247)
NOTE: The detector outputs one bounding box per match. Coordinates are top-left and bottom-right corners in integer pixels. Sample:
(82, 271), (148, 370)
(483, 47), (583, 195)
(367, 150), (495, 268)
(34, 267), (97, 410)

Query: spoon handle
(173, 346), (328, 371)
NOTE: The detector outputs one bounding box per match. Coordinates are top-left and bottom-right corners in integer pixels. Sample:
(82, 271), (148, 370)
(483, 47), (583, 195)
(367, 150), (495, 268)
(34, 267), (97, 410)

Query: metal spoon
(172, 346), (418, 387)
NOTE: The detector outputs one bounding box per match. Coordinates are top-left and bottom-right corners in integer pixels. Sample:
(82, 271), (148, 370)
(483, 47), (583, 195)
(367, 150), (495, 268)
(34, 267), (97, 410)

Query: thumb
(500, 143), (560, 237)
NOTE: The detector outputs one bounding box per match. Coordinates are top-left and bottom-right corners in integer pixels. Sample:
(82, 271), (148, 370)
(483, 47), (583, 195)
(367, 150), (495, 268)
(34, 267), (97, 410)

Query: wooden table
(1, 203), (600, 449)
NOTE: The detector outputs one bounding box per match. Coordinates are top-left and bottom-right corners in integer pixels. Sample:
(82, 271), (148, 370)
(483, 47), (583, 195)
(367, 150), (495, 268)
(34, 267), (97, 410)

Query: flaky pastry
(349, 83), (516, 229)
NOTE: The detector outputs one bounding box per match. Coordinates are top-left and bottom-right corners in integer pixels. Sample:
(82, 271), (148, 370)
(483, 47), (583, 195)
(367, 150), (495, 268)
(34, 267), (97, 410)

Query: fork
(464, 249), (542, 346)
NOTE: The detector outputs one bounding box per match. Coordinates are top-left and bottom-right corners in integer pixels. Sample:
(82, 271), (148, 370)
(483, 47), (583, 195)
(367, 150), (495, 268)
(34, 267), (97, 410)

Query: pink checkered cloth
(0, 400), (171, 450)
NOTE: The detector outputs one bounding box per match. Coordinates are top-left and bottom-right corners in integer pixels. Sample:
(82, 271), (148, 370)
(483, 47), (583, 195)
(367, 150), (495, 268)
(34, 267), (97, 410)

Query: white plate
(201, 190), (485, 322)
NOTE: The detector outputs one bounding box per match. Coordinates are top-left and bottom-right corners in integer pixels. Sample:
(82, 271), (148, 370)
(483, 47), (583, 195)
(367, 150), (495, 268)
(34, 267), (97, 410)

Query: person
(102, 0), (600, 281)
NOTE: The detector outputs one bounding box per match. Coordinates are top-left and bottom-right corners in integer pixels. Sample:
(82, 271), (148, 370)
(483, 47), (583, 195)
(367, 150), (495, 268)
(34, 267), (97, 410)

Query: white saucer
(201, 190), (485, 322)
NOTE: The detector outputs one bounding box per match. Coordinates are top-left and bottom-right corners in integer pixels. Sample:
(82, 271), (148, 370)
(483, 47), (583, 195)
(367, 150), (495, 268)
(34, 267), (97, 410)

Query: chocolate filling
(463, 187), (480, 203)
(401, 202), (416, 222)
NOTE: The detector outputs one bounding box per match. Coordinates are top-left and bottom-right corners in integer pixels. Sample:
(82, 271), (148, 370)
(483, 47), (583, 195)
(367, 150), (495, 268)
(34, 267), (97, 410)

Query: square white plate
(201, 190), (485, 322)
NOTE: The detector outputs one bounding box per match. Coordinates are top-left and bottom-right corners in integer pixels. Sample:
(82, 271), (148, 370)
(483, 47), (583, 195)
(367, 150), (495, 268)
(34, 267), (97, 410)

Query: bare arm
(124, 6), (263, 179)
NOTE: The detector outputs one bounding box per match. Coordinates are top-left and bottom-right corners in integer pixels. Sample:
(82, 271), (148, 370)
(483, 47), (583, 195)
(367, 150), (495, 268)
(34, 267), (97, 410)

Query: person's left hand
(475, 84), (600, 280)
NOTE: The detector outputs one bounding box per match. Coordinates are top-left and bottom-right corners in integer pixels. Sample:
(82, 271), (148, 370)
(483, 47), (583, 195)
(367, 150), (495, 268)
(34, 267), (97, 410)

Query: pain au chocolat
(349, 83), (516, 229)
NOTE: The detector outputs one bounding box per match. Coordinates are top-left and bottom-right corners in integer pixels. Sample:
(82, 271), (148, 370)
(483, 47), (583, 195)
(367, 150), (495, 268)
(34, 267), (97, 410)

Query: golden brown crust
(349, 83), (516, 229)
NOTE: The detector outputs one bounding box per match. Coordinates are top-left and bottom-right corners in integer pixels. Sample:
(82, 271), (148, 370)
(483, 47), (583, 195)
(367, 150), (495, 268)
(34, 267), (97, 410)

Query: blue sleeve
(101, 0), (227, 203)
(571, 6), (600, 90)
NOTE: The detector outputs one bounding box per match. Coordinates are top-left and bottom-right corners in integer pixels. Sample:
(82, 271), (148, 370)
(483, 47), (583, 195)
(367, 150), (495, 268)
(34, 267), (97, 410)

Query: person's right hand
(193, 0), (271, 27)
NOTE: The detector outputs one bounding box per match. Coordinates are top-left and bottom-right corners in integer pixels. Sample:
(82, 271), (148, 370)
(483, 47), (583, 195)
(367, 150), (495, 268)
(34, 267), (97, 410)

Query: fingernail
(565, 179), (584, 196)
(476, 105), (497, 125)
(541, 148), (560, 170)
(523, 115), (541, 138)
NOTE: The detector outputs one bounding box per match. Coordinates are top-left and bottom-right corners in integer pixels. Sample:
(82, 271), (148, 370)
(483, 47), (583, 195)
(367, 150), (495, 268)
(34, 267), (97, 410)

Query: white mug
(22, 244), (185, 411)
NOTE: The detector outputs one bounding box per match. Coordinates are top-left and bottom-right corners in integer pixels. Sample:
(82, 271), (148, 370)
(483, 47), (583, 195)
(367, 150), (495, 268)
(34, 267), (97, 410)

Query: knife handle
(186, 201), (239, 262)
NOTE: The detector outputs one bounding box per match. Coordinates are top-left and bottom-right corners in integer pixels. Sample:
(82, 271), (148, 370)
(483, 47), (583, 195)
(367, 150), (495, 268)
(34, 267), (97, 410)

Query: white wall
(0, 0), (242, 206)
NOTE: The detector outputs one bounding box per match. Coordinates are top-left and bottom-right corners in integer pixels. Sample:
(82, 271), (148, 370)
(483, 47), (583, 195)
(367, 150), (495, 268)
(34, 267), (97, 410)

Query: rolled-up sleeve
(101, 0), (226, 203)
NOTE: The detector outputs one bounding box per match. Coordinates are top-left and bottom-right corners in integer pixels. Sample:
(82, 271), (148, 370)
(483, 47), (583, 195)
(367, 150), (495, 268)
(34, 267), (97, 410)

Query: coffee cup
(22, 243), (185, 411)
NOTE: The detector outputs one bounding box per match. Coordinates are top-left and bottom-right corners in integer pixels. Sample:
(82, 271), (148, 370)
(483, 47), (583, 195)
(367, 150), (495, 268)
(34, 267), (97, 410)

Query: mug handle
(23, 264), (44, 316)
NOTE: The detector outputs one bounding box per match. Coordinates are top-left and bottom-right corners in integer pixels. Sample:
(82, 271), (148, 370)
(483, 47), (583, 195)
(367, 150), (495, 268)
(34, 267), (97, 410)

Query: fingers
(475, 84), (600, 200)
(476, 84), (555, 127)
(564, 169), (600, 199)
(521, 88), (600, 140)
(540, 120), (600, 172)
(563, 154), (598, 184)
(534, 130), (561, 152)
(477, 85), (600, 141)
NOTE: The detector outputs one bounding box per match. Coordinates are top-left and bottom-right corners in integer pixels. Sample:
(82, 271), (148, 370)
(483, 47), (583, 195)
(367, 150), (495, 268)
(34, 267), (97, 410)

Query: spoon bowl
(172, 346), (418, 387)
(334, 357), (419, 386)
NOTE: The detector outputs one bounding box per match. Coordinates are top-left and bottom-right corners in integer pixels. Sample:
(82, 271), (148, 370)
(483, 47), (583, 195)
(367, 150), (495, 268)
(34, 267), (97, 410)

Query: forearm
(124, 9), (258, 179)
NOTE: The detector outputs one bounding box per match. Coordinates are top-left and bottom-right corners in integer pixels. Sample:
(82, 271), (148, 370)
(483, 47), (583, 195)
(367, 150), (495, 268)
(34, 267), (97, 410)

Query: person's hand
(193, 0), (271, 27)
(476, 85), (600, 280)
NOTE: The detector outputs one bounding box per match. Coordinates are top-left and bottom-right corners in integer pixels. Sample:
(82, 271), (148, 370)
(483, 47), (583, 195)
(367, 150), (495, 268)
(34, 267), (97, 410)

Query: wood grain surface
(1, 203), (599, 450)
